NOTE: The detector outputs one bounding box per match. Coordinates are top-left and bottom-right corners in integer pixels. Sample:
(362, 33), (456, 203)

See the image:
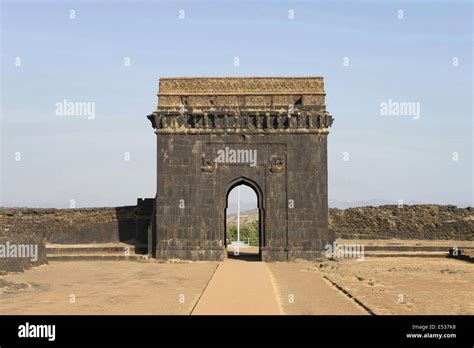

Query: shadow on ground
(227, 250), (261, 262)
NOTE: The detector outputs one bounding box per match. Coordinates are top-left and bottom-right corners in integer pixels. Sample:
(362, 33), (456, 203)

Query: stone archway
(224, 177), (265, 260)
(147, 77), (334, 261)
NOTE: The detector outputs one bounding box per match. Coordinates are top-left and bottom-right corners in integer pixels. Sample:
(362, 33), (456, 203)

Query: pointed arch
(224, 176), (265, 260)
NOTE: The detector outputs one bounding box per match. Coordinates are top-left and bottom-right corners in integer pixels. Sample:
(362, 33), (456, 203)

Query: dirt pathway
(191, 259), (282, 315)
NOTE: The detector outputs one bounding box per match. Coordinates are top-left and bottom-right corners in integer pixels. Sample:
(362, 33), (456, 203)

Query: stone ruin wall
(0, 199), (153, 273)
(330, 205), (473, 240)
(1, 202), (472, 272)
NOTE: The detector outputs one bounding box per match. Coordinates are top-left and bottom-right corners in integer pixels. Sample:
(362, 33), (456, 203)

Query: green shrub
(226, 220), (259, 246)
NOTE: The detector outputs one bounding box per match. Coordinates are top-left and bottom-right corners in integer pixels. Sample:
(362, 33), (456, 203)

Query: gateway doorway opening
(225, 183), (261, 261)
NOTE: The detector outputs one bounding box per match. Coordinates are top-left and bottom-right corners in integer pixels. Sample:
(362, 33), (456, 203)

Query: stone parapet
(157, 77), (326, 107)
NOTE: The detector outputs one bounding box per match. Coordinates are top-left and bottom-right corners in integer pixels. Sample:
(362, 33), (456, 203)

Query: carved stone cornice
(148, 77), (334, 134)
(147, 106), (333, 135)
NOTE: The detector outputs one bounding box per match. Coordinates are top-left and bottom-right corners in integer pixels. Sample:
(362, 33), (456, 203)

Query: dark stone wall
(0, 234), (47, 274)
(0, 199), (154, 272)
(0, 200), (153, 245)
(330, 205), (473, 240)
(155, 133), (330, 261)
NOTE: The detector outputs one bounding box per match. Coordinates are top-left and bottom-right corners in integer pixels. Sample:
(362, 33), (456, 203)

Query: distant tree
(226, 220), (259, 246)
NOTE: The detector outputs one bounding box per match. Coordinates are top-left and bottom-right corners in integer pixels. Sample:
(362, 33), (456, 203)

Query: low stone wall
(0, 199), (154, 272)
(329, 205), (473, 240)
(0, 234), (47, 274)
(0, 199), (154, 244)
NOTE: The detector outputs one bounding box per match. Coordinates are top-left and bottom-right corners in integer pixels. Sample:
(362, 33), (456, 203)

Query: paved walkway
(191, 259), (282, 315)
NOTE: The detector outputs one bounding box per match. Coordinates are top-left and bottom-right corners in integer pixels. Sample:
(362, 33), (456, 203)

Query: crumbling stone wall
(329, 205), (473, 240)
(0, 199), (153, 244)
(0, 199), (153, 272)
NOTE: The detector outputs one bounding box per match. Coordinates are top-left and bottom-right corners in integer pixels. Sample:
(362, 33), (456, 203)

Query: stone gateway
(147, 77), (334, 261)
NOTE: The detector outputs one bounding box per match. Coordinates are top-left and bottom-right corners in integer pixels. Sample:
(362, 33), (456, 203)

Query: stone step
(47, 253), (146, 262)
(47, 245), (135, 255)
(364, 251), (447, 258)
(46, 242), (148, 262)
(448, 248), (474, 262)
(364, 245), (474, 252)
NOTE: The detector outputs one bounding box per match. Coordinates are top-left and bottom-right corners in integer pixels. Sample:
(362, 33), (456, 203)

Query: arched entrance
(224, 177), (265, 261)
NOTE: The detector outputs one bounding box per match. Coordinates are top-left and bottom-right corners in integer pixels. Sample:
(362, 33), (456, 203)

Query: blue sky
(1, 0), (472, 208)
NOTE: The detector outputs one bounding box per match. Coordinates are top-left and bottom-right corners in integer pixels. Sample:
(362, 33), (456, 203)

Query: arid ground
(0, 241), (472, 315)
(313, 257), (474, 315)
